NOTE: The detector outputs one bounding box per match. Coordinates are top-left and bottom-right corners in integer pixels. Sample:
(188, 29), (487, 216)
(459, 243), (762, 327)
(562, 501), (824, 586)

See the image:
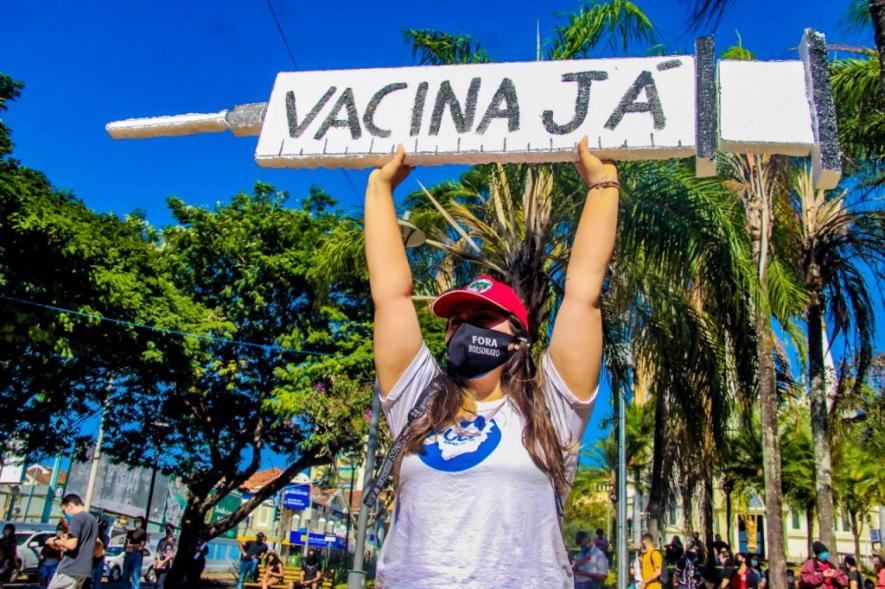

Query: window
(257, 505), (272, 528)
(668, 504), (678, 526)
(842, 511), (851, 532)
(791, 509), (801, 530)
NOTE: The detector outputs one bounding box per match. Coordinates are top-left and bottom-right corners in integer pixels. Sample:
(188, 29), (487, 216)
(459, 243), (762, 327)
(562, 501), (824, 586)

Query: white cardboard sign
(106, 30), (842, 188)
(255, 56), (697, 169)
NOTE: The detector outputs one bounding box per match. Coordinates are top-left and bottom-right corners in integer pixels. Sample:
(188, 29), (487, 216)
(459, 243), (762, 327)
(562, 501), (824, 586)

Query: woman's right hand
(369, 145), (413, 190)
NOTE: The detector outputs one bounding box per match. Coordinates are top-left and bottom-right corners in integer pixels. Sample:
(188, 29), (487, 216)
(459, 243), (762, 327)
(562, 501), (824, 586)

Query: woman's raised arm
(549, 137), (619, 400)
(365, 146), (423, 396)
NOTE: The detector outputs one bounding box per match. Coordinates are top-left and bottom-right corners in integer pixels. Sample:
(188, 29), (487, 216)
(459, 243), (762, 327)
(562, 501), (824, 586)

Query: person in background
(690, 532), (706, 562)
(722, 553), (761, 589)
(749, 555), (768, 589)
(89, 520), (109, 589)
(665, 536), (685, 566)
(799, 542), (847, 589)
(122, 516), (148, 589)
(154, 524), (177, 589)
(593, 529), (610, 560)
(45, 494), (98, 589)
(674, 548), (701, 589)
(639, 533), (663, 589)
(0, 524), (17, 589)
(296, 548), (321, 589)
(842, 556), (861, 589)
(39, 520), (69, 586)
(787, 568), (798, 589)
(237, 531), (268, 589)
(573, 531), (608, 589)
(713, 534), (731, 554)
(261, 552), (284, 589)
(186, 532), (210, 589)
(872, 554), (884, 589)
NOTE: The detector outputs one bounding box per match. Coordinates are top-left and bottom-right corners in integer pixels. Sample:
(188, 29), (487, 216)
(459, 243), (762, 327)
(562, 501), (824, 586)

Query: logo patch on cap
(466, 278), (493, 293)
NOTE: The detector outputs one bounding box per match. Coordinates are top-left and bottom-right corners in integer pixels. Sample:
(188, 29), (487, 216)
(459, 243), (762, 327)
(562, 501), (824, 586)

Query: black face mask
(446, 323), (517, 380)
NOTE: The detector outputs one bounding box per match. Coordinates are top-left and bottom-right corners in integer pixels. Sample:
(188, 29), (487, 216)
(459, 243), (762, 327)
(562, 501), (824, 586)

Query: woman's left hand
(575, 136), (618, 187)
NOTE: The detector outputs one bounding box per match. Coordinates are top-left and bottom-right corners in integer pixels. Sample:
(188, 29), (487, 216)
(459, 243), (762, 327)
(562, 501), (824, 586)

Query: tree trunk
(807, 296), (837, 551)
(701, 470), (715, 572)
(633, 465), (643, 548)
(757, 314), (788, 588)
(870, 0), (885, 90)
(646, 389), (668, 538)
(166, 502), (210, 589)
(745, 154), (786, 589)
(849, 511), (861, 563)
(806, 501), (815, 559)
(725, 488), (733, 550)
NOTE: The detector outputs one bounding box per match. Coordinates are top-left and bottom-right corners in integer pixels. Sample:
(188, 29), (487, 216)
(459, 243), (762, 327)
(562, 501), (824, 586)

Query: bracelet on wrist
(587, 179), (620, 191)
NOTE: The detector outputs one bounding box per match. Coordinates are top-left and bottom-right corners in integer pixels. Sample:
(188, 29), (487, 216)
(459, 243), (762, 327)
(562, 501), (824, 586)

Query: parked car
(13, 529), (57, 582)
(104, 545), (156, 583)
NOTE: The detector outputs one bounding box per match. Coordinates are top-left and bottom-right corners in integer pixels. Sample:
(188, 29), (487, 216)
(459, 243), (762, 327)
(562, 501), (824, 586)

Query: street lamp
(347, 216), (425, 589)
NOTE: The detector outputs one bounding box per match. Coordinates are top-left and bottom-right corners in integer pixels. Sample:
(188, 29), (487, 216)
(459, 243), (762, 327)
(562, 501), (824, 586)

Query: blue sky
(1, 0), (879, 465)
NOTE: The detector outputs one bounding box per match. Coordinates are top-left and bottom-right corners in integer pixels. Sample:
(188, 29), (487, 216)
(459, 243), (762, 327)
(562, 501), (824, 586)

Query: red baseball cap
(431, 275), (529, 331)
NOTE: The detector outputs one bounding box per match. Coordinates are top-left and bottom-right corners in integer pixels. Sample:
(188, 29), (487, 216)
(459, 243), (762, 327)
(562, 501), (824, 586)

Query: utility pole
(83, 406), (106, 511)
(41, 454), (63, 523)
(85, 378), (113, 511)
(347, 386), (382, 589)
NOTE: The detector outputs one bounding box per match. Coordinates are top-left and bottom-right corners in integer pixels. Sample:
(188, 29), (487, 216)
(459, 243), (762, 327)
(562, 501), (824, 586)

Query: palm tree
(779, 404), (818, 557)
(830, 52), (885, 184)
(722, 152), (804, 587)
(782, 167), (884, 550)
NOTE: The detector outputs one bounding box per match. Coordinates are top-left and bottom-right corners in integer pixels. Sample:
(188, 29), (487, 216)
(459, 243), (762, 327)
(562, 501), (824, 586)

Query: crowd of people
(0, 493), (329, 589)
(0, 494), (212, 589)
(619, 533), (885, 589)
(569, 529), (885, 589)
(234, 531), (322, 589)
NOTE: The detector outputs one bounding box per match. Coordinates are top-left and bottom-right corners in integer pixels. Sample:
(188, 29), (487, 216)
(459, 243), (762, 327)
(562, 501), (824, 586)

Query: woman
(261, 552), (284, 589)
(722, 553), (760, 589)
(666, 536), (685, 565)
(0, 524), (17, 589)
(90, 520), (110, 589)
(843, 556), (861, 589)
(38, 519), (68, 586)
(122, 516), (148, 589)
(365, 138), (618, 588)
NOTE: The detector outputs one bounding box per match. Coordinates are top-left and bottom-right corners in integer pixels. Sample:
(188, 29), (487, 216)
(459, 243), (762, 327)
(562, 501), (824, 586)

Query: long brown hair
(398, 316), (569, 493)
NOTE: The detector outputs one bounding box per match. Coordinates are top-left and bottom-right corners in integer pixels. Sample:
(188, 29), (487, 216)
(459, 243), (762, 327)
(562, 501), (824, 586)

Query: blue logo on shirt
(418, 415), (501, 471)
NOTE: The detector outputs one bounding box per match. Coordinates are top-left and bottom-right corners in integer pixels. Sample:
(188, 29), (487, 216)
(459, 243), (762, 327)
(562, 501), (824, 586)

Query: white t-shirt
(575, 546), (609, 581)
(377, 344), (597, 589)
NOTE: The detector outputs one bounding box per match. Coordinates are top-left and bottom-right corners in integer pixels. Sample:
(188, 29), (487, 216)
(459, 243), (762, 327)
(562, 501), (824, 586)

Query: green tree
(779, 404), (817, 558)
(0, 76), (203, 461)
(780, 167), (884, 550)
(102, 185), (376, 586)
(721, 152), (805, 584)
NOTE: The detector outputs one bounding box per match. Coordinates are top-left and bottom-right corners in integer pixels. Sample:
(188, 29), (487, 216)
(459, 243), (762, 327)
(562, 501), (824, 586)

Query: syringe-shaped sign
(107, 30), (841, 189)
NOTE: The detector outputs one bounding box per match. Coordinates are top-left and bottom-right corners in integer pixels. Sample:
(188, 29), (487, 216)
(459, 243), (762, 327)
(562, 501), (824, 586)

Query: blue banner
(282, 484), (310, 510)
(288, 529), (345, 549)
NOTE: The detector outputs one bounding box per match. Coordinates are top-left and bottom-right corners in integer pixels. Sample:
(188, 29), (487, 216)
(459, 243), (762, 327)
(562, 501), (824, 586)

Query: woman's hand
(369, 144), (413, 190)
(575, 136), (618, 187)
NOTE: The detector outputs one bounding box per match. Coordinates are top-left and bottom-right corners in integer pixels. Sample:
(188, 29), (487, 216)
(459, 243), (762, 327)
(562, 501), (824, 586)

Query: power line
(264, 0), (299, 69)
(263, 0), (361, 201)
(0, 294), (370, 361)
